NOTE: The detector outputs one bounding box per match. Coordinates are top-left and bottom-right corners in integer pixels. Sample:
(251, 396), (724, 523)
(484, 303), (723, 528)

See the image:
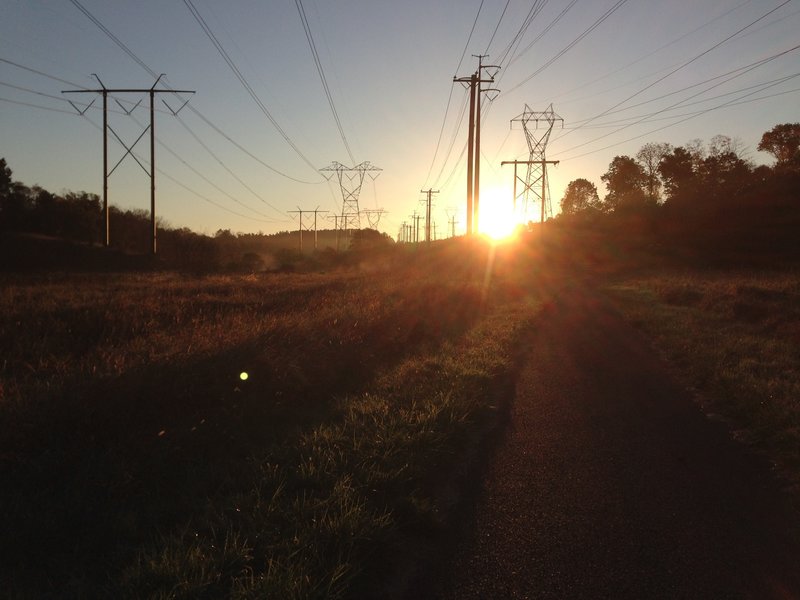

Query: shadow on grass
(0, 279), (491, 595)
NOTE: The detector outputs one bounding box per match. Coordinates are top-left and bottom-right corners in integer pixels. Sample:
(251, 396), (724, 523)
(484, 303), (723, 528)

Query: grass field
(607, 270), (800, 493)
(0, 240), (541, 598)
(4, 230), (799, 597)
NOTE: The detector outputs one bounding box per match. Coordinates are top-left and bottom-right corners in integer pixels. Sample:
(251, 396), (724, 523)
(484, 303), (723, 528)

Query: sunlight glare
(478, 187), (517, 241)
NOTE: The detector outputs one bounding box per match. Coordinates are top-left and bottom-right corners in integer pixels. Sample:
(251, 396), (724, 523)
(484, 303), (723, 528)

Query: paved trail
(419, 286), (800, 599)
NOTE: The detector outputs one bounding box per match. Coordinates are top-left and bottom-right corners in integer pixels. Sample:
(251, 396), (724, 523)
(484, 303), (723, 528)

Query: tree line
(557, 123), (800, 263)
(0, 158), (393, 271)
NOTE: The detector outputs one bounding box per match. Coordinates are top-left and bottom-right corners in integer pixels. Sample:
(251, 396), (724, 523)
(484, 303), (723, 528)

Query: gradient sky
(2, 0), (798, 239)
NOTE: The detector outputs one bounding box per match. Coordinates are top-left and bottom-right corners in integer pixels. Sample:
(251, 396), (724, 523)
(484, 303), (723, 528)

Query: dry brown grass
(0, 240), (541, 598)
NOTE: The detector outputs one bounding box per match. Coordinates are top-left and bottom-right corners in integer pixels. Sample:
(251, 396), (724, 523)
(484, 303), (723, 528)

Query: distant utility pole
(63, 74), (194, 254)
(445, 206), (458, 238)
(410, 213), (423, 244)
(420, 188), (439, 244)
(327, 214), (343, 251)
(311, 207), (328, 250)
(449, 214), (458, 238)
(288, 207), (306, 252)
(454, 56), (499, 235)
(503, 104), (563, 223)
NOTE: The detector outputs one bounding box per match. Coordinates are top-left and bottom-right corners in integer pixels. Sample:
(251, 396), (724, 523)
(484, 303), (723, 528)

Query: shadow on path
(415, 283), (800, 599)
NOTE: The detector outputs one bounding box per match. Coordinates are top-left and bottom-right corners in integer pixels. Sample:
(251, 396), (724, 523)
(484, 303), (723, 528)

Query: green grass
(607, 270), (800, 490)
(0, 242), (540, 598)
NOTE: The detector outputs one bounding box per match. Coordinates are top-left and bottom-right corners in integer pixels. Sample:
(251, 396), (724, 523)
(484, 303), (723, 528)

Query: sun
(478, 189), (518, 241)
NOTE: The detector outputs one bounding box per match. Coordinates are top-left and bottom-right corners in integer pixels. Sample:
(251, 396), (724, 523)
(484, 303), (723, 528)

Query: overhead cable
(294, 0), (355, 164)
(182, 0), (320, 174)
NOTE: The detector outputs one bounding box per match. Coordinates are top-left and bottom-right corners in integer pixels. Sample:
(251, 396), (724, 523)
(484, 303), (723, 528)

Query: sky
(2, 0), (799, 239)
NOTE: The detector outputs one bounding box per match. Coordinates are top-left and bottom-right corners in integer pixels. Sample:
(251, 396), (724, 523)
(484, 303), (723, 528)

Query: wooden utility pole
(411, 213), (423, 244)
(328, 214), (343, 251)
(289, 208), (305, 252)
(454, 56), (499, 236)
(311, 207), (328, 250)
(420, 188), (439, 244)
(449, 214), (458, 238)
(63, 75), (194, 254)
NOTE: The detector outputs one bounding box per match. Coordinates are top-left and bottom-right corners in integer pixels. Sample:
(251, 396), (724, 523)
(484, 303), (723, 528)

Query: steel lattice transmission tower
(506, 103), (563, 223)
(320, 161), (382, 232)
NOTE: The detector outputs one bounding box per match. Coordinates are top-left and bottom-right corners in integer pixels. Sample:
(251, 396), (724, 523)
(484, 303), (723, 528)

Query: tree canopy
(560, 178), (601, 215)
(758, 123), (800, 170)
(600, 155), (648, 212)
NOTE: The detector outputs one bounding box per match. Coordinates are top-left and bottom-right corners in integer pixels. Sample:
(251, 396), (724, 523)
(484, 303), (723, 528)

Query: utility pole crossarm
(454, 55), (500, 235)
(62, 78), (195, 254)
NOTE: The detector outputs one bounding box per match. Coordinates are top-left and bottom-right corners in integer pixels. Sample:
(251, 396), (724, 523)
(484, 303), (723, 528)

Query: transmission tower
(504, 104), (563, 223)
(320, 161), (382, 233)
(361, 209), (386, 229)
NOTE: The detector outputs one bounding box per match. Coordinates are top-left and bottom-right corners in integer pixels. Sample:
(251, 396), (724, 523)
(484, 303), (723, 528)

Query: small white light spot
(240, 372), (249, 381)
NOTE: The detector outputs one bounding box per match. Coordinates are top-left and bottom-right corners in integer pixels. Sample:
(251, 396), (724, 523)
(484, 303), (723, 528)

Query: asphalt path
(419, 285), (800, 599)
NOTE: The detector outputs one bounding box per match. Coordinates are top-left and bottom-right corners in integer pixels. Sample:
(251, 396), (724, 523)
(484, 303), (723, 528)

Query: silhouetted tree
(0, 158), (12, 198)
(0, 158), (29, 230)
(601, 156), (648, 212)
(658, 146), (696, 206)
(560, 178), (602, 215)
(697, 150), (751, 204)
(636, 142), (672, 204)
(758, 123), (800, 171)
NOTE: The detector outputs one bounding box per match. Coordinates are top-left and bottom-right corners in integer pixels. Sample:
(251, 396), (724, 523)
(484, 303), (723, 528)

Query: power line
(5, 58), (288, 229)
(294, 0), (355, 164)
(0, 95), (76, 115)
(63, 3), (320, 185)
(507, 0), (580, 67)
(557, 0), (793, 140)
(560, 75), (800, 162)
(545, 0), (755, 103)
(493, 0), (551, 69)
(503, 0), (631, 97)
(484, 0), (511, 55)
(423, 0), (486, 189)
(0, 57), (91, 89)
(568, 76), (800, 131)
(78, 115), (287, 224)
(173, 115), (287, 216)
(557, 44), (800, 134)
(432, 87), (471, 188)
(182, 0), (320, 174)
(183, 106), (320, 184)
(67, 0), (153, 76)
(126, 113), (282, 221)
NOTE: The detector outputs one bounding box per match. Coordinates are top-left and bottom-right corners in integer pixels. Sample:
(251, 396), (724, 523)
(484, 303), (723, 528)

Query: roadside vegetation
(0, 241), (540, 598)
(607, 271), (800, 493)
